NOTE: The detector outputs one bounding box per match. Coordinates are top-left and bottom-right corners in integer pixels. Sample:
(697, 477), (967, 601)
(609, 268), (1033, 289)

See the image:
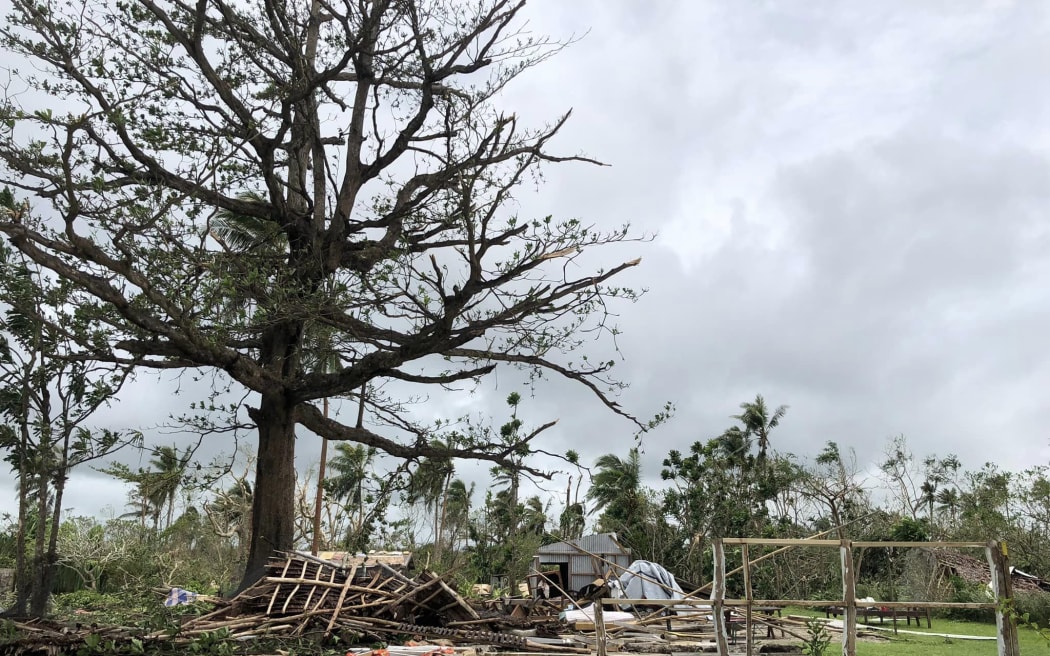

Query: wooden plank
(720, 538), (987, 548)
(722, 599), (837, 607)
(603, 598), (711, 606)
(721, 538), (841, 546)
(437, 577), (481, 620)
(266, 557), (294, 615)
(721, 599), (997, 609)
(711, 538), (729, 656)
(280, 558), (311, 614)
(324, 565), (358, 635)
(852, 541), (987, 548)
(841, 539), (856, 656)
(987, 541), (1021, 656)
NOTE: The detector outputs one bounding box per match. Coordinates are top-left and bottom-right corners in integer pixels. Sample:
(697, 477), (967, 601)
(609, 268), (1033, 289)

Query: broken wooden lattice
(160, 552), (582, 652)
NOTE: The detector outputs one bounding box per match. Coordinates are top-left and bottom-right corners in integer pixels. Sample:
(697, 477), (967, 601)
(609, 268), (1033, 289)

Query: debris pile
(0, 552), (814, 655)
(166, 552), (583, 652)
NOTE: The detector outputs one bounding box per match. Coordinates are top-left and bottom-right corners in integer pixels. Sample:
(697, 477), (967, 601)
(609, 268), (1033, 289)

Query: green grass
(781, 607), (1048, 655)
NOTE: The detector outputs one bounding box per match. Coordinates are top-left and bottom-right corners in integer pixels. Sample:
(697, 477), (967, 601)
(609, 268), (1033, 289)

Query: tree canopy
(0, 0), (656, 584)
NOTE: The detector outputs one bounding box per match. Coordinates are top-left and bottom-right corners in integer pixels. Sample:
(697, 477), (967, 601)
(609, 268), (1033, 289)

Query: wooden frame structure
(707, 538), (1019, 656)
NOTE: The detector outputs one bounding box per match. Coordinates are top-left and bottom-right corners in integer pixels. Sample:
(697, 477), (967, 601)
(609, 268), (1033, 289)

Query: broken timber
(162, 552), (522, 647)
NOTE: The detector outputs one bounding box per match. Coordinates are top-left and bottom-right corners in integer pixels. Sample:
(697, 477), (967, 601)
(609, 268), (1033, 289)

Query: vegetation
(785, 606), (1047, 656)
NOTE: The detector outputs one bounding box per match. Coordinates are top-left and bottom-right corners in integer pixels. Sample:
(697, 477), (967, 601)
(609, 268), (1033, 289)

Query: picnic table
(825, 606), (932, 630)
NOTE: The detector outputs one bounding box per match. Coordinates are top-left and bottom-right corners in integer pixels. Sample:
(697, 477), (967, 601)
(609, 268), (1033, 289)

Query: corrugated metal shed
(533, 533), (632, 595)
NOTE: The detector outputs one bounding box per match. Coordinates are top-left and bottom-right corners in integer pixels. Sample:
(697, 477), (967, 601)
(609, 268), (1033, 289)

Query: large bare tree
(0, 0), (657, 584)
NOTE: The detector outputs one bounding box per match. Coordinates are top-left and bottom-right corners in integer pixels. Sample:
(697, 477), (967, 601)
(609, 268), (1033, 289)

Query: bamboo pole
(281, 558), (311, 614)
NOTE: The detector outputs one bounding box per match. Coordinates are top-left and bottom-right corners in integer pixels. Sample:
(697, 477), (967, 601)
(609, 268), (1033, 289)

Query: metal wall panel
(536, 534), (634, 594)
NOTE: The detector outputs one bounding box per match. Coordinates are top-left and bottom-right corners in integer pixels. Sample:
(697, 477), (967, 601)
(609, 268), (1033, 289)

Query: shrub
(1014, 591), (1050, 627)
(944, 576), (995, 622)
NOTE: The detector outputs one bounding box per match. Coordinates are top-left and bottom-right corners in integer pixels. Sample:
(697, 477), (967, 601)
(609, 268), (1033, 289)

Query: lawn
(782, 607), (1048, 655)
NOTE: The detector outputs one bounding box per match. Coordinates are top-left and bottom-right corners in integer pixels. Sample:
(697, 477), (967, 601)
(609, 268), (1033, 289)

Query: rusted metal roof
(537, 532), (630, 557)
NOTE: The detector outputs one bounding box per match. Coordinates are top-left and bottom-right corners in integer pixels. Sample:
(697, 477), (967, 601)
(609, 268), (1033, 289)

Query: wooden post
(742, 543), (753, 656)
(593, 600), (607, 656)
(711, 538), (729, 656)
(840, 539), (856, 656)
(987, 540), (1021, 656)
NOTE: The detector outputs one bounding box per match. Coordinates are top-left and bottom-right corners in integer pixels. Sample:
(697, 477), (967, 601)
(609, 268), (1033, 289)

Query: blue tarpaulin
(164, 587), (199, 606)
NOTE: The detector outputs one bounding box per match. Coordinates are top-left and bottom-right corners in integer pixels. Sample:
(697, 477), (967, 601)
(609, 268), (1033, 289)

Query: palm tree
(149, 445), (191, 530)
(443, 478), (474, 551)
(733, 395), (788, 462)
(714, 426), (751, 465)
(935, 488), (960, 526)
(491, 461), (524, 533)
(558, 501), (585, 540)
(586, 448), (643, 530)
(520, 496), (548, 535)
(406, 441), (454, 557)
(325, 443), (375, 545)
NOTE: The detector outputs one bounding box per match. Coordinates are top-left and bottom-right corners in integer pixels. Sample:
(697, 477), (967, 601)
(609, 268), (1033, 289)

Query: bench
(825, 606), (932, 629)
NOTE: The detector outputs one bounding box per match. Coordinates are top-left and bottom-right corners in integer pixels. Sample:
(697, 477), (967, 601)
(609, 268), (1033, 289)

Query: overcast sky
(5, 0), (1050, 522)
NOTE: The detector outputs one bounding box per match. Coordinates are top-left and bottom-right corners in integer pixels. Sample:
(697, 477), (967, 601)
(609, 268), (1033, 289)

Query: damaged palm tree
(0, 0), (666, 590)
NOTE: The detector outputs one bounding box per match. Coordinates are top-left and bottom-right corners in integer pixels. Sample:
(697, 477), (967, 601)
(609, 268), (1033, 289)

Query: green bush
(52, 590), (126, 614)
(944, 576), (995, 622)
(1014, 591), (1050, 627)
(51, 589), (155, 624)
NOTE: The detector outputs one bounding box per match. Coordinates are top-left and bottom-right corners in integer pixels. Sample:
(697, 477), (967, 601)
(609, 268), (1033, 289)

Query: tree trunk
(34, 435), (72, 617)
(8, 423), (31, 617)
(311, 396), (329, 555)
(242, 391), (297, 588)
(32, 467), (65, 616)
(167, 491), (175, 531)
(30, 469), (49, 616)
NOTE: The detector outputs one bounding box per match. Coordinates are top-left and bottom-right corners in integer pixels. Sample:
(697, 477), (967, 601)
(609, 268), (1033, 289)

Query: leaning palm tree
(406, 440), (454, 558)
(442, 478), (474, 552)
(520, 496), (548, 536)
(149, 445), (192, 530)
(586, 448), (643, 531)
